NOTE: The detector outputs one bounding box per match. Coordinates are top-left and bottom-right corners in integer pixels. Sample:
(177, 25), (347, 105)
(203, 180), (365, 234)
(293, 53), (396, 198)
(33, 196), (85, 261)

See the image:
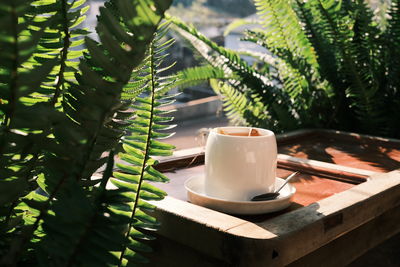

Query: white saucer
(184, 176), (296, 215)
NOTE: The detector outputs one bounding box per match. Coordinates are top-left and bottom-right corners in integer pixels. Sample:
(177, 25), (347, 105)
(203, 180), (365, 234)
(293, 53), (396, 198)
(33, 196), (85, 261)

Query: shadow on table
(278, 134), (400, 172)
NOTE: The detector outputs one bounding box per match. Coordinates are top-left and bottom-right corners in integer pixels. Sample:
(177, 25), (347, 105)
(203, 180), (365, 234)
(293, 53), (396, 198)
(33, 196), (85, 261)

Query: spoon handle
(276, 171), (299, 193)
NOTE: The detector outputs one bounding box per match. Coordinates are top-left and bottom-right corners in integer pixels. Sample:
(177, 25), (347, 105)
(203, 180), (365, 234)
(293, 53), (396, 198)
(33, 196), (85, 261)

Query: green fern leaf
(111, 27), (176, 266)
(0, 0), (172, 265)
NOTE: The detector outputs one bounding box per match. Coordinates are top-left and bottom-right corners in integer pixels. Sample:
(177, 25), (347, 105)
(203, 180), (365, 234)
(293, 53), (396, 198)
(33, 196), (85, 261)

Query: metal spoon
(251, 171), (299, 201)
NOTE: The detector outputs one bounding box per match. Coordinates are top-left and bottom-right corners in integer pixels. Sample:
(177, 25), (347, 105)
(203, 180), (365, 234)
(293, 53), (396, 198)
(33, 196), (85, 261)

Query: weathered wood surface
(148, 129), (400, 266)
(278, 129), (400, 173)
(278, 154), (374, 181)
(151, 170), (400, 266)
(288, 204), (400, 267)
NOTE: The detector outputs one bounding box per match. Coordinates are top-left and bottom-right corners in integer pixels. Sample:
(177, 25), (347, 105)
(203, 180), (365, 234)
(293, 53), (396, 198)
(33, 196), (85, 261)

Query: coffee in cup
(218, 128), (261, 136)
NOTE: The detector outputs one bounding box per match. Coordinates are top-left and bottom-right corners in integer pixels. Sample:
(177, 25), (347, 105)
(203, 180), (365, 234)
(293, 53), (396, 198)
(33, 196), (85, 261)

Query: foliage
(169, 0), (400, 138)
(0, 0), (174, 266)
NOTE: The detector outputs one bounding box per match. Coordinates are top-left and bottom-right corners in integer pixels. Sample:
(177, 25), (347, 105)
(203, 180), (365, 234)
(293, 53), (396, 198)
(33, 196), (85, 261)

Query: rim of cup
(212, 126), (275, 138)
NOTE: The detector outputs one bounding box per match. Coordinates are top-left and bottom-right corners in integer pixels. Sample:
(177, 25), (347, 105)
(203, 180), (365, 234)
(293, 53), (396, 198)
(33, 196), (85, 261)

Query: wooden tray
(155, 165), (358, 221)
(147, 129), (400, 267)
(277, 129), (400, 173)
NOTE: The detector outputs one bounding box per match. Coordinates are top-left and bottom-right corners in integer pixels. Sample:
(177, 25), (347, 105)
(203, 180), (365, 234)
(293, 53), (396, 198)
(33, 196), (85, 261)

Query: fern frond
(211, 79), (260, 126)
(346, 0), (386, 133)
(0, 2), (61, 252)
(0, 0), (172, 265)
(61, 0), (170, 184)
(169, 15), (297, 131)
(173, 0), (399, 137)
(381, 0), (400, 136)
(24, 0), (90, 107)
(243, 30), (315, 109)
(112, 32), (176, 266)
(235, 49), (278, 69)
(164, 65), (231, 92)
(36, 152), (125, 266)
(223, 18), (261, 36)
(255, 0), (319, 71)
(292, 0), (343, 100)
(385, 0), (400, 95)
(298, 0), (382, 131)
(169, 16), (278, 97)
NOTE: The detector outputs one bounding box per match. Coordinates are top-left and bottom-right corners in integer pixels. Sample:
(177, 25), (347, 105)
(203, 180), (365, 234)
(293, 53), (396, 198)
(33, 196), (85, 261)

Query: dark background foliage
(171, 0), (400, 138)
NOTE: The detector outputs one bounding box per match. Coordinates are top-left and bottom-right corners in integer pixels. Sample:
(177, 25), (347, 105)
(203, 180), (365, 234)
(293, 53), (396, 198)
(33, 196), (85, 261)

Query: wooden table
(147, 129), (400, 266)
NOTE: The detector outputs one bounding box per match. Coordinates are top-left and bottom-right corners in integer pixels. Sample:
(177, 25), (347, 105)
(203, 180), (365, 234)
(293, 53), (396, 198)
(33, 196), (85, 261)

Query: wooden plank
(226, 170), (400, 266)
(146, 195), (400, 267)
(153, 196), (248, 232)
(150, 196), (250, 262)
(277, 154), (374, 183)
(279, 129), (400, 173)
(287, 205), (400, 267)
(147, 233), (230, 267)
(155, 153), (204, 172)
(275, 128), (320, 146)
(315, 129), (400, 146)
(151, 170), (400, 266)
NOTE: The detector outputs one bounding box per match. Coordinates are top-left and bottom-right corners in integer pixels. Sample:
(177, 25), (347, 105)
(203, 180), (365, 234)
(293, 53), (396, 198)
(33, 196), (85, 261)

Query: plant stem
(51, 0), (71, 106)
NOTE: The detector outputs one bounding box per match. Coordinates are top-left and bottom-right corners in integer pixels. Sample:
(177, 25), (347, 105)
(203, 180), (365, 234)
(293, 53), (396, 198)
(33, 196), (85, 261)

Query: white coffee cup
(204, 127), (277, 201)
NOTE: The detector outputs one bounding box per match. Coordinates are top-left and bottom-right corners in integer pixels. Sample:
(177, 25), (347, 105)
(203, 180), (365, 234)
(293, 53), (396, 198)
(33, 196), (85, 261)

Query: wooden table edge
(151, 169), (400, 265)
